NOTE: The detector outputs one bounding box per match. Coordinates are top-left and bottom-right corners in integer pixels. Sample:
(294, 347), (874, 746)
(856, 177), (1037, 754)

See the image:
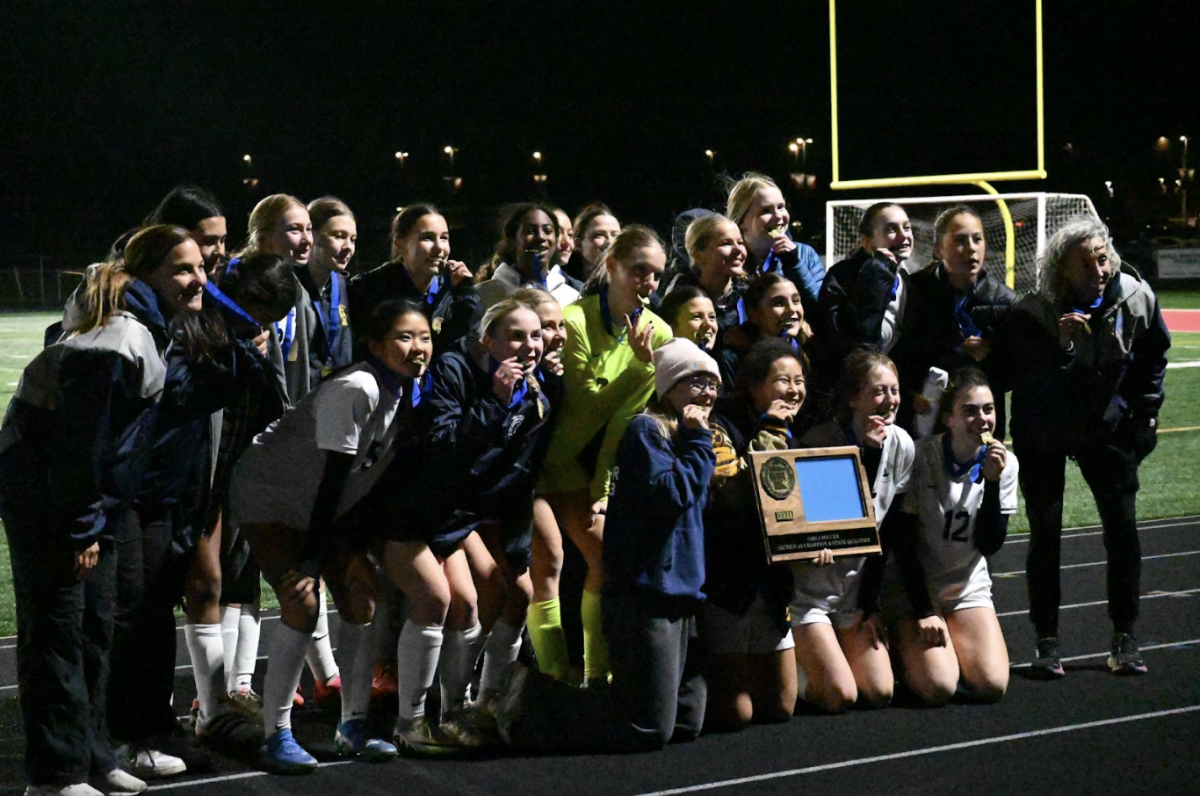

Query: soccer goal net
(825, 192), (1100, 295)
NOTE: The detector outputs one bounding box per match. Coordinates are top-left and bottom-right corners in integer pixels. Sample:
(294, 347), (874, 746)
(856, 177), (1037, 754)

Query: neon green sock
(527, 599), (570, 680)
(580, 589), (610, 680)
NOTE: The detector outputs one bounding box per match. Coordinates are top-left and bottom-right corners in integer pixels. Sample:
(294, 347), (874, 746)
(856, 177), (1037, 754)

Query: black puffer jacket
(994, 265), (1169, 453)
(891, 262), (1017, 431)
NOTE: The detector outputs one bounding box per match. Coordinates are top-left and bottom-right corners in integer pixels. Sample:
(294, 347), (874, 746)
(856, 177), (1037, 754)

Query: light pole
(242, 154), (258, 191)
(394, 151), (408, 168)
(444, 145), (457, 170)
(704, 149), (715, 164)
(1181, 136), (1190, 228)
(795, 137), (812, 175)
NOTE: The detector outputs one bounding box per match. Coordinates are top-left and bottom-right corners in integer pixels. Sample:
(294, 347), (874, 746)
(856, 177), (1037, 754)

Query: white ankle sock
(480, 620), (524, 700)
(220, 605), (241, 694)
(439, 622), (484, 718)
(262, 623), (310, 734)
(338, 621), (374, 724)
(396, 620), (443, 721)
(185, 623), (224, 722)
(235, 602), (261, 692)
(306, 590), (339, 684)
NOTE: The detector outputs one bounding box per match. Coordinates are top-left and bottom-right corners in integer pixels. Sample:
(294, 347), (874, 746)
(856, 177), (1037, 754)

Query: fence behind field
(0, 259), (84, 308)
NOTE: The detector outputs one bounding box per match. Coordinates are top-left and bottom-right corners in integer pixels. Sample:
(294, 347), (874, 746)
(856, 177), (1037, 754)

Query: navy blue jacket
(348, 261), (481, 350)
(603, 414), (715, 614)
(0, 280), (169, 548)
(749, 239), (826, 320)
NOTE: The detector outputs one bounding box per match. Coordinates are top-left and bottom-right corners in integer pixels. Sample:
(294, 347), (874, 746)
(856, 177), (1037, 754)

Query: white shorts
(701, 595), (795, 656)
(790, 558), (864, 630)
(880, 556), (993, 621)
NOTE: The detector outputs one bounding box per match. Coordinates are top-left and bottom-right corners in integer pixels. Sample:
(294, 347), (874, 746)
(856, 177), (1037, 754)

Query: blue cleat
(258, 728), (318, 775)
(335, 719), (398, 762)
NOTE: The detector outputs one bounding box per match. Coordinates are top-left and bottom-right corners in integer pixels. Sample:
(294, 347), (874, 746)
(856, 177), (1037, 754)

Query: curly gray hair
(1036, 216), (1120, 301)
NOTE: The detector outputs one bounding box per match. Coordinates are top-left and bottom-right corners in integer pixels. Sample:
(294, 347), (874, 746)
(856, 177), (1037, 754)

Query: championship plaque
(748, 446), (879, 564)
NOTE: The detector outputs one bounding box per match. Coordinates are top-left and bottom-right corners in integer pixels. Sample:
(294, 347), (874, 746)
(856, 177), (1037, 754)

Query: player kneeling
(878, 367), (1017, 705)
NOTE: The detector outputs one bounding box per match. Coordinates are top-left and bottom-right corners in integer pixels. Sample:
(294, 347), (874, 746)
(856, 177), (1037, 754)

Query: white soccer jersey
(231, 362), (403, 529)
(791, 421), (916, 619)
(902, 433), (1018, 602)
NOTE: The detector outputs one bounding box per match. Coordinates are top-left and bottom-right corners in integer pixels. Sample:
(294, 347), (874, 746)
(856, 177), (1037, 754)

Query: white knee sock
(262, 623), (310, 734)
(220, 605), (241, 694)
(479, 620), (524, 701)
(306, 590), (339, 684)
(235, 602), (261, 692)
(338, 621), (374, 725)
(185, 623), (224, 722)
(395, 620), (443, 721)
(439, 622), (484, 718)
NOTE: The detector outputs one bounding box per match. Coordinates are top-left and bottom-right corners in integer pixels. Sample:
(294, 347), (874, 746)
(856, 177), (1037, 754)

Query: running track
(1163, 309), (1200, 333)
(1, 516), (1197, 794)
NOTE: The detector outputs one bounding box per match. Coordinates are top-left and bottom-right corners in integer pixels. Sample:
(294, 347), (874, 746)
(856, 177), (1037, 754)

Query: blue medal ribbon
(490, 355), (529, 408)
(531, 253), (546, 288)
(205, 281), (260, 329)
(943, 433), (986, 484)
(275, 307), (296, 359)
(1071, 294), (1104, 317)
(425, 274), (442, 307)
(322, 273), (343, 364)
(954, 295), (982, 341)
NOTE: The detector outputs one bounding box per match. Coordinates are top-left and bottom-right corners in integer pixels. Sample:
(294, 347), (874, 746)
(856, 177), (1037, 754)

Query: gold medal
(432, 317), (444, 334)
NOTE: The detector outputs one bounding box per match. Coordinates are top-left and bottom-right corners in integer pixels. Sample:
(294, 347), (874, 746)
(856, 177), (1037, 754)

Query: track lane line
(995, 587), (1200, 618)
(633, 705), (1200, 796)
(992, 549), (1200, 578)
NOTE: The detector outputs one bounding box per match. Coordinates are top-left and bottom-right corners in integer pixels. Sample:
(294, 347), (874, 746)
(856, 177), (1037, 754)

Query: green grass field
(1, 302), (1199, 636)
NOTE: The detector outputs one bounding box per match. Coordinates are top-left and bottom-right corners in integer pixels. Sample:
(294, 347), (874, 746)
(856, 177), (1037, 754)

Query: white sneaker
(24, 784), (104, 796)
(103, 767), (147, 794)
(114, 744), (187, 778)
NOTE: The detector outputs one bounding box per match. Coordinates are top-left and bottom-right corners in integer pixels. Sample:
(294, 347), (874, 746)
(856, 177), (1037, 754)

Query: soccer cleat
(195, 700), (264, 750)
(114, 745), (186, 779)
(440, 707), (500, 749)
(258, 728), (318, 775)
(228, 685), (263, 717)
(490, 663), (530, 746)
(314, 674), (342, 709)
(371, 663), (399, 698)
(1108, 632), (1148, 675)
(1029, 637), (1065, 679)
(103, 766), (147, 794)
(392, 716), (461, 757)
(334, 718), (398, 761)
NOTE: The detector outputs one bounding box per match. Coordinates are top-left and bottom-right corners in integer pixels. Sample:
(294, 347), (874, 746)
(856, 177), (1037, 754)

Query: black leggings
(1015, 440), (1142, 637)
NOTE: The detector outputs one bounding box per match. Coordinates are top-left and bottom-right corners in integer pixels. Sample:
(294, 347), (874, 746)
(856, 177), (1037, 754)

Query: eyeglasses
(684, 375), (720, 396)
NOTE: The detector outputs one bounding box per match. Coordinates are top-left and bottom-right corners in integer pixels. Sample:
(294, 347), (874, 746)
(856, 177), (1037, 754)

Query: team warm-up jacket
(703, 409), (795, 614)
(813, 248), (906, 373)
(282, 265), (352, 401)
(603, 413), (716, 617)
(891, 262), (1017, 431)
(347, 260), (481, 350)
(373, 340), (559, 565)
(747, 237), (826, 320)
(0, 280), (169, 548)
(995, 265), (1170, 454)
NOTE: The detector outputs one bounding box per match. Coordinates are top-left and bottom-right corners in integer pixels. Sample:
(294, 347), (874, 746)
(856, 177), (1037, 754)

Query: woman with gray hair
(994, 216), (1170, 679)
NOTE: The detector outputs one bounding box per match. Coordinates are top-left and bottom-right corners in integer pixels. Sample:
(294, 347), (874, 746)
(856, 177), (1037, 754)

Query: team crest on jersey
(432, 317), (444, 334)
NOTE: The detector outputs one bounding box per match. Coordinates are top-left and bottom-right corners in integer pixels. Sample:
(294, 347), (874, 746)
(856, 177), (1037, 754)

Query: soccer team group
(0, 172), (1170, 794)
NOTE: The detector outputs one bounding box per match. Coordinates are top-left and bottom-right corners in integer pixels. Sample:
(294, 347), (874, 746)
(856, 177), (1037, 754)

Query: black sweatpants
(6, 520), (120, 788)
(508, 593), (707, 753)
(1015, 439), (1142, 637)
(108, 509), (189, 744)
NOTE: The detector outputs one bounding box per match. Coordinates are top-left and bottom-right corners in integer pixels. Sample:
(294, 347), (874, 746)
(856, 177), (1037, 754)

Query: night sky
(2, 1), (1198, 270)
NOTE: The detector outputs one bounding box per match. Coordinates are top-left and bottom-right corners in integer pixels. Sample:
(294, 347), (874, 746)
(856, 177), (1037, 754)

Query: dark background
(1, 0), (1198, 271)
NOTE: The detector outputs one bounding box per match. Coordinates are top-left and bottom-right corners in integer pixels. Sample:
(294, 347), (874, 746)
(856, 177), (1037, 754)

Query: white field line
(992, 549), (1200, 578)
(633, 705), (1200, 796)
